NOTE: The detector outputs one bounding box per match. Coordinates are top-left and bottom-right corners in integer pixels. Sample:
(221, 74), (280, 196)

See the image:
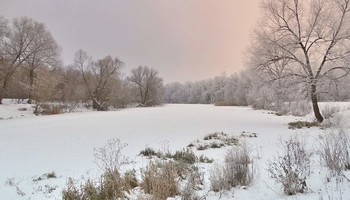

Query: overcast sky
(0, 0), (260, 83)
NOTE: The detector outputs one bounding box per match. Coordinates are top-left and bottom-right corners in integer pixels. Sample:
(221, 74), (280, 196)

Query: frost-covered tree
(249, 0), (350, 122)
(74, 49), (123, 110)
(164, 74), (250, 106)
(0, 17), (61, 104)
(22, 20), (60, 103)
(128, 66), (164, 106)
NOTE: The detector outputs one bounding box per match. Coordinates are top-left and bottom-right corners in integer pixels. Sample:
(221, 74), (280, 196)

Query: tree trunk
(28, 69), (34, 104)
(92, 98), (105, 111)
(311, 84), (324, 123)
(0, 76), (9, 105)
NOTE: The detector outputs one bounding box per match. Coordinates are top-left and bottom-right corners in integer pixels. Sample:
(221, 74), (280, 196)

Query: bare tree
(249, 0), (350, 122)
(0, 16), (10, 104)
(0, 16), (61, 104)
(74, 49), (123, 110)
(128, 66), (164, 106)
(23, 21), (60, 103)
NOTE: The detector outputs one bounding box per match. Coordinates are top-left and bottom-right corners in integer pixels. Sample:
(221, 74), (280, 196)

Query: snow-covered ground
(1, 102), (350, 199)
(0, 99), (35, 120)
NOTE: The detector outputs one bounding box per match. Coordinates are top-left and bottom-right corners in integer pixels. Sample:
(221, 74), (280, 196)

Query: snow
(0, 102), (350, 199)
(0, 99), (35, 120)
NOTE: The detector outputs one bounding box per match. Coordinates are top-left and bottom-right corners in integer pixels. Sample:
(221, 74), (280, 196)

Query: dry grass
(35, 104), (64, 115)
(319, 129), (350, 175)
(62, 169), (126, 200)
(209, 143), (254, 192)
(141, 161), (180, 200)
(62, 139), (133, 200)
(288, 121), (320, 129)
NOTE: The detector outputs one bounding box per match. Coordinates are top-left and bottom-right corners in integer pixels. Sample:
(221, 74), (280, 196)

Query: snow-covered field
(1, 102), (350, 200)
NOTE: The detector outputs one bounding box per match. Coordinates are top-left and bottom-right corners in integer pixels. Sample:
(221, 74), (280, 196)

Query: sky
(0, 0), (260, 83)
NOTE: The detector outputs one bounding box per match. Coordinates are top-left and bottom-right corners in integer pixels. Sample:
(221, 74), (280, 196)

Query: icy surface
(0, 103), (349, 199)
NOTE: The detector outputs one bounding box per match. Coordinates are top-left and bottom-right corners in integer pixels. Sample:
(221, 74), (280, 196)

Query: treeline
(165, 70), (350, 113)
(2, 1), (350, 120)
(165, 73), (249, 106)
(167, 0), (350, 122)
(0, 16), (164, 110)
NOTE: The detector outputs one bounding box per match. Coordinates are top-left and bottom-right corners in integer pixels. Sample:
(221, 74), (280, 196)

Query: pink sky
(0, 0), (260, 83)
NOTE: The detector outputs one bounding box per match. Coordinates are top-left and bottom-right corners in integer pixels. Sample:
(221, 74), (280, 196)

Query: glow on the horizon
(0, 0), (260, 82)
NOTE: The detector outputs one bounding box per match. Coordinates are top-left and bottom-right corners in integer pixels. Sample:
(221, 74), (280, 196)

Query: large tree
(74, 49), (123, 110)
(23, 20), (60, 103)
(250, 0), (350, 122)
(128, 66), (164, 106)
(0, 16), (60, 104)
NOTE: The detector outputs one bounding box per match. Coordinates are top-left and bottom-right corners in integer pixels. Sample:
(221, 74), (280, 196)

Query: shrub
(172, 148), (197, 164)
(34, 103), (64, 115)
(63, 139), (131, 200)
(62, 169), (125, 200)
(181, 167), (203, 200)
(268, 137), (311, 195)
(224, 143), (253, 187)
(223, 136), (239, 145)
(204, 132), (227, 140)
(288, 121), (319, 129)
(240, 131), (257, 138)
(319, 129), (350, 175)
(140, 147), (158, 157)
(210, 142), (225, 149)
(141, 161), (180, 200)
(93, 138), (128, 174)
(209, 163), (230, 192)
(209, 144), (254, 192)
(123, 170), (138, 191)
(198, 155), (213, 163)
(187, 143), (195, 148)
(197, 145), (209, 151)
(46, 171), (57, 179)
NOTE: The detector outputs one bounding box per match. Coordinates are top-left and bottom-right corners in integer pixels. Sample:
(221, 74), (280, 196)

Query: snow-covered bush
(319, 129), (350, 175)
(225, 143), (253, 187)
(62, 139), (134, 200)
(269, 137), (311, 195)
(181, 167), (204, 200)
(209, 144), (254, 192)
(210, 163), (229, 192)
(93, 139), (129, 174)
(139, 147), (158, 157)
(172, 148), (197, 164)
